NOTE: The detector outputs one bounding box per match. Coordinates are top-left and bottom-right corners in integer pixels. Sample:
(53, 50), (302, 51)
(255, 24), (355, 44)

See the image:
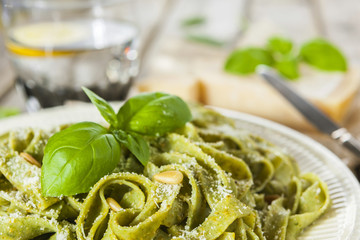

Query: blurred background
(1, 0), (360, 172)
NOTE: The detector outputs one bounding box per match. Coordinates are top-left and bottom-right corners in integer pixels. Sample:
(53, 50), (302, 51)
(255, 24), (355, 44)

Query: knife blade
(256, 65), (360, 158)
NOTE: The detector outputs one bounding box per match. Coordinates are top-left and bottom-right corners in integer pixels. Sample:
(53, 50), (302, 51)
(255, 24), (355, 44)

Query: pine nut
(153, 170), (183, 184)
(106, 197), (121, 212)
(20, 152), (41, 168)
(264, 194), (280, 204)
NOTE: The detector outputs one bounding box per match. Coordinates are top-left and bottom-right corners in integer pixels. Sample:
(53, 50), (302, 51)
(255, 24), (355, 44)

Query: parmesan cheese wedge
(198, 66), (360, 130)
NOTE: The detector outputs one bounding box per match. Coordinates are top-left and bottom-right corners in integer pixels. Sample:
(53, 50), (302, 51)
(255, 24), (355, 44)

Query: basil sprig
(224, 36), (347, 80)
(41, 89), (192, 197)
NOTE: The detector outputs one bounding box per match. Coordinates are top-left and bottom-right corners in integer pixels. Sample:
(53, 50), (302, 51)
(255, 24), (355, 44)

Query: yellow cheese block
(198, 67), (360, 130)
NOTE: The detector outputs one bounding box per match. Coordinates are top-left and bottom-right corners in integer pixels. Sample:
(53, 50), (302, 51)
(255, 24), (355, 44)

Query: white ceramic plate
(1, 104), (360, 239)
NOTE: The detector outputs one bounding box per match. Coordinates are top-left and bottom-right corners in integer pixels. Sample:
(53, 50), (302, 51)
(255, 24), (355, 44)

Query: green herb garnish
(186, 34), (225, 47)
(41, 89), (192, 197)
(299, 38), (347, 71)
(41, 122), (121, 196)
(224, 36), (347, 80)
(266, 36), (293, 55)
(224, 48), (274, 75)
(274, 56), (300, 80)
(181, 16), (206, 28)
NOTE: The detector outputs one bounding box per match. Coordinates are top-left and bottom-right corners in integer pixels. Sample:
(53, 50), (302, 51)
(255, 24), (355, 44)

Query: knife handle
(332, 128), (360, 157)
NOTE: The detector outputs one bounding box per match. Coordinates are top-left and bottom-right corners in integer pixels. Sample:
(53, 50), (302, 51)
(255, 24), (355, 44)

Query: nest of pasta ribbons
(0, 94), (330, 240)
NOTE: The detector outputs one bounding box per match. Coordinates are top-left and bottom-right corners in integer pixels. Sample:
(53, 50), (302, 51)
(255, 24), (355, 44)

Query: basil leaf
(267, 36), (293, 55)
(275, 57), (299, 80)
(299, 38), (347, 71)
(224, 47), (274, 75)
(82, 87), (118, 128)
(117, 92), (192, 136)
(113, 130), (149, 166)
(41, 122), (121, 196)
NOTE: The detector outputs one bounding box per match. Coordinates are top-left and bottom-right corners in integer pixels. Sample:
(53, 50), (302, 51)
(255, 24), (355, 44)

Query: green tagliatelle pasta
(0, 106), (330, 239)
